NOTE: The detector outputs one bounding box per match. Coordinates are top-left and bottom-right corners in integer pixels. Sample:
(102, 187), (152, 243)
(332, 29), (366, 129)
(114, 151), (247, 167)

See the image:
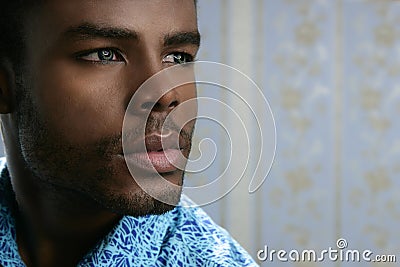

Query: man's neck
(7, 156), (121, 267)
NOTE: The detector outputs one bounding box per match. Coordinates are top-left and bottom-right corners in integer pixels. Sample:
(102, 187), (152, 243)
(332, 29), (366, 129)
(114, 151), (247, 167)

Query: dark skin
(0, 0), (199, 266)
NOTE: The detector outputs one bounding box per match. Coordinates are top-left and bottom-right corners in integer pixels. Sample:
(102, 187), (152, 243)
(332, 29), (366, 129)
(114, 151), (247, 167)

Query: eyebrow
(62, 23), (201, 48)
(63, 23), (139, 40)
(164, 31), (201, 47)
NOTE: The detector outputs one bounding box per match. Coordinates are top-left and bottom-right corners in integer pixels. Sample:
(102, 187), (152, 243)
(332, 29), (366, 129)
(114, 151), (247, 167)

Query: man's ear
(0, 60), (15, 114)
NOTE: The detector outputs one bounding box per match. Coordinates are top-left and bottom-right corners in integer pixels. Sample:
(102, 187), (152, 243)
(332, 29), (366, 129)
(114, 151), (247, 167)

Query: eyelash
(76, 48), (125, 64)
(162, 52), (194, 65)
(76, 48), (195, 65)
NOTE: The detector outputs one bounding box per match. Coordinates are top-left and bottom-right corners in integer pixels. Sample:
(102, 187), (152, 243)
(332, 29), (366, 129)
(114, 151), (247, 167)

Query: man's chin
(99, 188), (182, 217)
(85, 159), (185, 217)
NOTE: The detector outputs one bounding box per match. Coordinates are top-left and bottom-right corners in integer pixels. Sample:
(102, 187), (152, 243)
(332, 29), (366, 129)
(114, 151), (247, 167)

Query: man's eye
(163, 53), (194, 65)
(78, 49), (124, 63)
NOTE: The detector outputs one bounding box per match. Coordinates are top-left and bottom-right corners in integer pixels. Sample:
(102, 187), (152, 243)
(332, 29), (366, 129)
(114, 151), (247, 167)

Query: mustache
(97, 115), (194, 156)
(124, 115), (186, 140)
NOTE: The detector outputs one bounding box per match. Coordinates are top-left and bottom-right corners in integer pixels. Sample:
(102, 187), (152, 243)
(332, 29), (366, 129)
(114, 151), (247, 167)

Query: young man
(0, 0), (258, 266)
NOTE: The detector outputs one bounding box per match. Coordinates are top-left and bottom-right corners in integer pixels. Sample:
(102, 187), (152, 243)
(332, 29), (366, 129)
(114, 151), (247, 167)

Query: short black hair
(0, 1), (33, 68)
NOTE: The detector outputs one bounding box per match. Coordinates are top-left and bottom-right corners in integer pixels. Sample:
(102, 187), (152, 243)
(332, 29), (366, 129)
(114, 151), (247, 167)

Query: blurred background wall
(193, 0), (400, 266)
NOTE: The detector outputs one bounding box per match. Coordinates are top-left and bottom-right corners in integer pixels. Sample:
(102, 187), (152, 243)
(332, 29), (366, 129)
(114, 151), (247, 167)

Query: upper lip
(123, 131), (185, 155)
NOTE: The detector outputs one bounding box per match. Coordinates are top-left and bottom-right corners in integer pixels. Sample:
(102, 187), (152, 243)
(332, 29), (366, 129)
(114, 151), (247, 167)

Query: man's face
(16, 0), (199, 216)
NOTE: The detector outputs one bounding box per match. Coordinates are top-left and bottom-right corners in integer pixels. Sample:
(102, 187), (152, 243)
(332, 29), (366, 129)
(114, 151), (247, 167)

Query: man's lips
(122, 132), (187, 173)
(124, 149), (183, 173)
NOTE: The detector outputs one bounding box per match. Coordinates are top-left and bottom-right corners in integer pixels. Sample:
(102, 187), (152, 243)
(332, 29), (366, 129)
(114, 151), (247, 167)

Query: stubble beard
(14, 76), (193, 217)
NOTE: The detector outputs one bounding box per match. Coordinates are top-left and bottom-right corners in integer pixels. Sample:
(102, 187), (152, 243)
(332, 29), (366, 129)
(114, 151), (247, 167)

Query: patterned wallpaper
(196, 0), (400, 266)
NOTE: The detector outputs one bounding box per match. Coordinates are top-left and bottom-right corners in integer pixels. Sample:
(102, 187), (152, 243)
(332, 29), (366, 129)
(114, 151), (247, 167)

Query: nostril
(169, 100), (178, 109)
(141, 100), (178, 112)
(141, 102), (155, 110)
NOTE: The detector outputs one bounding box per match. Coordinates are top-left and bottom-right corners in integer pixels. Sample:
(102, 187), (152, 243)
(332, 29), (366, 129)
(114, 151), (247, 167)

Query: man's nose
(140, 89), (180, 113)
(126, 62), (183, 116)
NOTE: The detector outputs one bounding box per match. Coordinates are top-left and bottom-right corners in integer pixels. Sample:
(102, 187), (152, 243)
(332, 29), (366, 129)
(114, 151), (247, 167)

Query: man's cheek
(35, 78), (124, 143)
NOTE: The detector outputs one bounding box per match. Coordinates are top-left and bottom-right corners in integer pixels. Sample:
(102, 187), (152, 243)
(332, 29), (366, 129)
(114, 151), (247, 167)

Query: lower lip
(123, 149), (183, 173)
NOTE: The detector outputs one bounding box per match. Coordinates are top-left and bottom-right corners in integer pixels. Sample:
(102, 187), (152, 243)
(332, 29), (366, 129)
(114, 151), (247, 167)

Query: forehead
(28, 0), (198, 40)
